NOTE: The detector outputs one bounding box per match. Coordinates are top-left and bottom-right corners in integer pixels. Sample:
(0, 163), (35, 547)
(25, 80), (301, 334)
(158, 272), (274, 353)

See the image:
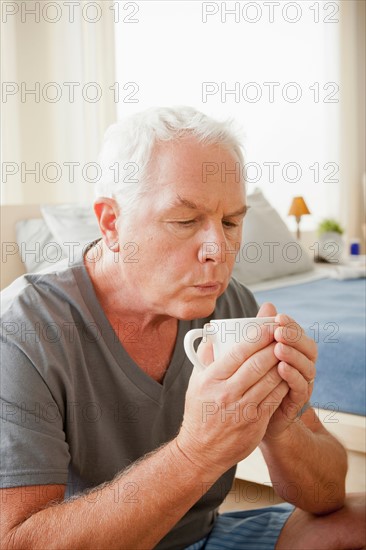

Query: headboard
(1, 205), (42, 290)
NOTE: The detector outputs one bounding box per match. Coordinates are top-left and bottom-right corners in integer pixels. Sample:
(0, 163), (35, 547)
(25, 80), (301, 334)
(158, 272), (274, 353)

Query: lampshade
(288, 197), (311, 217)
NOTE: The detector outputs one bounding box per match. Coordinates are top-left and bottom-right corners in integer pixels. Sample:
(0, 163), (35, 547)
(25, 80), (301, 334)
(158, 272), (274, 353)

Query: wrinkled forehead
(138, 137), (246, 217)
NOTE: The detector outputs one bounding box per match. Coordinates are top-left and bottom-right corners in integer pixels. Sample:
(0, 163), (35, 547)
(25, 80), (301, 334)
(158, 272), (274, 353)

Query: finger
(197, 339), (214, 367)
(257, 302), (277, 318)
(276, 363), (313, 421)
(275, 313), (298, 326)
(239, 364), (283, 405)
(209, 324), (278, 381)
(274, 341), (316, 382)
(258, 380), (290, 419)
(274, 324), (317, 364)
(229, 342), (278, 393)
(275, 314), (304, 343)
(277, 362), (310, 403)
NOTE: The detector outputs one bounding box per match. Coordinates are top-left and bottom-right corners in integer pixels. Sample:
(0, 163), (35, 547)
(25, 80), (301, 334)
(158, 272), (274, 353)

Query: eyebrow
(170, 195), (249, 217)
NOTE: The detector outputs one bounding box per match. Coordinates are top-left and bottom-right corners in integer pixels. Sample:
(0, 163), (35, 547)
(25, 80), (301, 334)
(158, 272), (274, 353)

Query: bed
(238, 272), (366, 493)
(1, 190), (365, 492)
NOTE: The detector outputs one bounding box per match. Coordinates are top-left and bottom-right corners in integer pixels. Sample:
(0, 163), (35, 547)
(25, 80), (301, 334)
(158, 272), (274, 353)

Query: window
(115, 0), (342, 231)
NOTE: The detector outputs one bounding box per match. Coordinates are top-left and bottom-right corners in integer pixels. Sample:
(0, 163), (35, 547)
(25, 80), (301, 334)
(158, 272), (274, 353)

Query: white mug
(184, 317), (277, 371)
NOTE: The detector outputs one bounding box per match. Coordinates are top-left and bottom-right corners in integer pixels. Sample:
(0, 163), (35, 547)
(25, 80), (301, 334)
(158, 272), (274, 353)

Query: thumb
(257, 302), (277, 318)
(197, 338), (214, 367)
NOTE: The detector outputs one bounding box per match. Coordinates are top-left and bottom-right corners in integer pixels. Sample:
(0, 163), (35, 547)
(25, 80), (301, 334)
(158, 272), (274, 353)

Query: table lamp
(288, 196), (311, 239)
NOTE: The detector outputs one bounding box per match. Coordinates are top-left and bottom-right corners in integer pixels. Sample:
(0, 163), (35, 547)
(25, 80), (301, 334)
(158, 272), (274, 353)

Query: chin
(176, 298), (217, 321)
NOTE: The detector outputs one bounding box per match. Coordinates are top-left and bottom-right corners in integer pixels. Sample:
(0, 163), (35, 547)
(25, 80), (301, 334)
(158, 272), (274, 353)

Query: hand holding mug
(184, 316), (279, 372)
(176, 306), (289, 475)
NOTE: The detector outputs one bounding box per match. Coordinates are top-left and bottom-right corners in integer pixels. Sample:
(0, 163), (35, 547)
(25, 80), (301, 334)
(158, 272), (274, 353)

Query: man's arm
(1, 326), (289, 549)
(260, 407), (347, 515)
(258, 308), (347, 514)
(1, 441), (214, 550)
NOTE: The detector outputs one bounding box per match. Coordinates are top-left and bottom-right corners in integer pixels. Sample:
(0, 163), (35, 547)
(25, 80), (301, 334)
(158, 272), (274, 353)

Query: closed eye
(223, 221), (239, 228)
(176, 219), (197, 226)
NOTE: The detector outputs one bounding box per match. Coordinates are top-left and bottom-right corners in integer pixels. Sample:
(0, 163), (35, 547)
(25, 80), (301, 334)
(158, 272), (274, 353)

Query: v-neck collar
(71, 243), (192, 403)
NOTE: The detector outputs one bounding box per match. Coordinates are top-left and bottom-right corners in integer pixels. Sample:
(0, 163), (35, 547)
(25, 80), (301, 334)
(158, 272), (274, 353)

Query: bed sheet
(252, 278), (366, 416)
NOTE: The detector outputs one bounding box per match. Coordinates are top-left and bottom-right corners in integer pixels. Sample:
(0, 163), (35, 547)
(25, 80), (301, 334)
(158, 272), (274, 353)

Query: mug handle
(183, 329), (206, 372)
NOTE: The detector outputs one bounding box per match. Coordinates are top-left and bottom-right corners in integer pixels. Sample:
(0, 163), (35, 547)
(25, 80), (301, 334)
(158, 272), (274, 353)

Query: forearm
(260, 415), (347, 514)
(7, 440), (216, 550)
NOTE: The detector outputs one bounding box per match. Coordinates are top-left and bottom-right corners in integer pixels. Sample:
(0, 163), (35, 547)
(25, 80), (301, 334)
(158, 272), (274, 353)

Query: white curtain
(339, 0), (366, 245)
(1, 0), (116, 205)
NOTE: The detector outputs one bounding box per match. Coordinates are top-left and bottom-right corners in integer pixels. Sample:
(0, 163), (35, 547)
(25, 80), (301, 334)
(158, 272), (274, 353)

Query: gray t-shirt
(1, 246), (258, 549)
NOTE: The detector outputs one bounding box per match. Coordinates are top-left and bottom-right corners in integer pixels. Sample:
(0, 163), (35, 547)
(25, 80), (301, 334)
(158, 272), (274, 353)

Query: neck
(84, 241), (179, 382)
(84, 240), (177, 334)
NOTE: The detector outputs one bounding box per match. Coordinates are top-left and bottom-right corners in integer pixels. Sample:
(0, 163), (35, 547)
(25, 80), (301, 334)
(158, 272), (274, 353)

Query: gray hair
(96, 106), (244, 213)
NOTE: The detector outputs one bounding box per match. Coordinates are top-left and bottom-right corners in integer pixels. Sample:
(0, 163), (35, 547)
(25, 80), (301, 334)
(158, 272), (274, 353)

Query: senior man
(1, 107), (364, 550)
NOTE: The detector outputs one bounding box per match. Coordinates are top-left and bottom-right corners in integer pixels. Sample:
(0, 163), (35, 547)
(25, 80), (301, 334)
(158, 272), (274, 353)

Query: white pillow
(41, 204), (101, 258)
(232, 189), (313, 284)
(16, 218), (67, 273)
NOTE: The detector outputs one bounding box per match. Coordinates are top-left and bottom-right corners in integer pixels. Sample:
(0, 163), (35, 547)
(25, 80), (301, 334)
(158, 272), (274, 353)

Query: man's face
(116, 137), (247, 320)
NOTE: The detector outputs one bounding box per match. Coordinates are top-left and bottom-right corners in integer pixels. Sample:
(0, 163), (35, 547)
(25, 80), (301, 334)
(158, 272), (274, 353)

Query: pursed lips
(192, 282), (222, 292)
(194, 281), (221, 287)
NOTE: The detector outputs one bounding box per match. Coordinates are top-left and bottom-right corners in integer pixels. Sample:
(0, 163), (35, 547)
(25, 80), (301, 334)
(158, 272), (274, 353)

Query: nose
(197, 221), (226, 264)
(198, 241), (222, 263)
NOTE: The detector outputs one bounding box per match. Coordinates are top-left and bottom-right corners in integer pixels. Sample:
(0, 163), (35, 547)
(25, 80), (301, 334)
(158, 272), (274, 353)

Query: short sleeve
(0, 342), (70, 488)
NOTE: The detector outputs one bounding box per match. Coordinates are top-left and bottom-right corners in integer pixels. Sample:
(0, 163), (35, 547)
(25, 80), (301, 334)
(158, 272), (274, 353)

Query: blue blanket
(253, 279), (366, 416)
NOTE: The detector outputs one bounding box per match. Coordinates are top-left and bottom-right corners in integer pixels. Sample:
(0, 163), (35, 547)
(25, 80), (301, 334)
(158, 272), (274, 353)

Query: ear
(94, 198), (120, 251)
